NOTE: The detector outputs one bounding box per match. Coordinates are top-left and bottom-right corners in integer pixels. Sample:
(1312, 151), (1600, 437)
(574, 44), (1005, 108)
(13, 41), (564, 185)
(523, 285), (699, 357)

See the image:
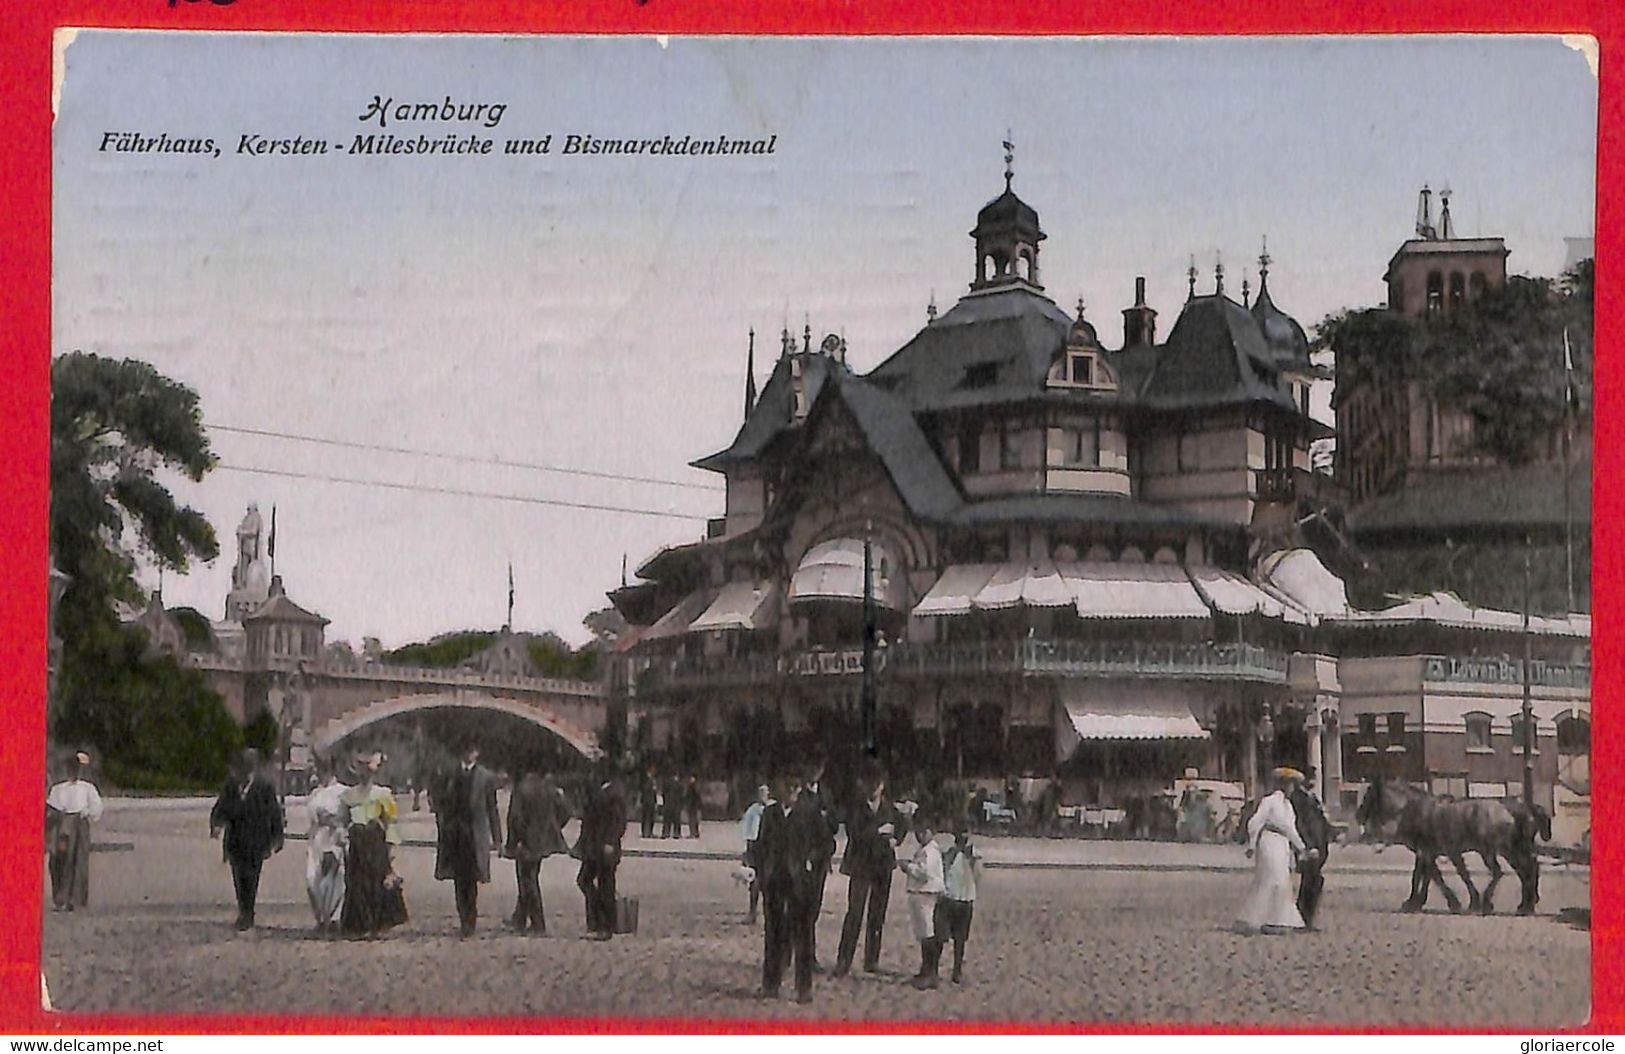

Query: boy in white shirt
(898, 814), (946, 989)
(936, 819), (984, 984)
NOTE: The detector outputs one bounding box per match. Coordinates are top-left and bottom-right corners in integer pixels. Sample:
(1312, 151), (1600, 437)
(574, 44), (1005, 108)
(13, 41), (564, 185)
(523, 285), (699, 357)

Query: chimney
(1121, 276), (1158, 347)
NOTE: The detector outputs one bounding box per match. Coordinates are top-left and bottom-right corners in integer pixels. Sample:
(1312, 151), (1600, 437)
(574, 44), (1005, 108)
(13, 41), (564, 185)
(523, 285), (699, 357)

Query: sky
(52, 33), (1598, 648)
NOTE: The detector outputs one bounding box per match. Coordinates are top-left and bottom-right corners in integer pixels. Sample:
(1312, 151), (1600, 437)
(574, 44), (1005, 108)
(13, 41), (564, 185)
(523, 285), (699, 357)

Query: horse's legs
(1475, 850), (1503, 915)
(1428, 856), (1463, 913)
(1508, 845), (1540, 915)
(1449, 852), (1481, 913)
(1402, 855), (1428, 911)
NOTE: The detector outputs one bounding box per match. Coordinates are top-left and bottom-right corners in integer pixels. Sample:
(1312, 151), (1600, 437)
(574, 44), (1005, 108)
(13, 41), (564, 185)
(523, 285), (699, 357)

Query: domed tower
(969, 137), (1045, 292)
(1249, 238), (1311, 371)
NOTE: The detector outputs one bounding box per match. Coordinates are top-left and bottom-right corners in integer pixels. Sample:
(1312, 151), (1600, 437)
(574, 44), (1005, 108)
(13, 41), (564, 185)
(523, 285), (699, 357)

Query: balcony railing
(1423, 655), (1591, 690)
(637, 638), (1290, 691)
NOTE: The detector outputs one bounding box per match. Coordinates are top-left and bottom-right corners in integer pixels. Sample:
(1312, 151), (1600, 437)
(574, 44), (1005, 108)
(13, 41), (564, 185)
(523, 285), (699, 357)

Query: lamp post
(860, 524), (878, 758)
(1256, 704), (1276, 793)
(1521, 533), (1535, 809)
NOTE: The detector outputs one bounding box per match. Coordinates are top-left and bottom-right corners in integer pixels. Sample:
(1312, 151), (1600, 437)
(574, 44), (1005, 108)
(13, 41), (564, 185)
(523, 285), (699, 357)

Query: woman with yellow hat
(1233, 767), (1308, 935)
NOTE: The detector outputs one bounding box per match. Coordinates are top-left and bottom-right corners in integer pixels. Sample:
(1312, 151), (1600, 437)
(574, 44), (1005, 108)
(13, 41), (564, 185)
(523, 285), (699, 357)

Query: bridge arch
(312, 689), (602, 760)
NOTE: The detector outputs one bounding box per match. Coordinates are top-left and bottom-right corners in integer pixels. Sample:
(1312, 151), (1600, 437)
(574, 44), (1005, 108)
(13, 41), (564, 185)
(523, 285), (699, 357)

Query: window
(959, 421), (981, 473)
(963, 362), (998, 389)
(1357, 713), (1377, 739)
(1426, 271), (1444, 316)
(1058, 422), (1100, 467)
(1448, 272), (1466, 310)
(1557, 716), (1590, 756)
(1465, 713), (1492, 751)
(1510, 715), (1536, 752)
(1000, 424), (1023, 469)
(1386, 712), (1407, 738)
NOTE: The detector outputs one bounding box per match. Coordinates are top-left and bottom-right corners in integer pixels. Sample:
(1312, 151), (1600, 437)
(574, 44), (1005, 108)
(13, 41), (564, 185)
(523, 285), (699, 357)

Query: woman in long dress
(339, 751), (408, 938)
(1234, 768), (1308, 935)
(305, 757), (349, 935)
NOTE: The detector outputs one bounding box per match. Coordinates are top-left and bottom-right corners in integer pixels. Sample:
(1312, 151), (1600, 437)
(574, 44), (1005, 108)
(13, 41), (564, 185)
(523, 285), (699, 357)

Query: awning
(973, 560), (1074, 610)
(642, 591), (711, 640)
(1326, 591), (1592, 638)
(688, 581), (776, 632)
(788, 538), (904, 609)
(1258, 549), (1349, 618)
(1058, 691), (1211, 749)
(1060, 562), (1210, 619)
(1186, 567), (1285, 618)
(913, 564), (998, 617)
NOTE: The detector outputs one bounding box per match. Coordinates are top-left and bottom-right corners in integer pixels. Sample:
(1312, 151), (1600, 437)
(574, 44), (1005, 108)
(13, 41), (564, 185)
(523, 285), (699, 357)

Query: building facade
(609, 171), (1590, 831)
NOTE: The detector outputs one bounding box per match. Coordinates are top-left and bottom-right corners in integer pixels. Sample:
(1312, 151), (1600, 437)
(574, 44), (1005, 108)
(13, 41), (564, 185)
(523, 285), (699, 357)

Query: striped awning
(973, 561), (1074, 610)
(1187, 567), (1286, 618)
(1058, 690), (1211, 748)
(788, 538), (904, 609)
(688, 581), (777, 632)
(913, 564), (999, 617)
(1062, 562), (1210, 620)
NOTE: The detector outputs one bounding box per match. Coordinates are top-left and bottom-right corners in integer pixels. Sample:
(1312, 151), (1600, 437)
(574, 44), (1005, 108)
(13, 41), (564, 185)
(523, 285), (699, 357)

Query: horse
(1356, 778), (1546, 915)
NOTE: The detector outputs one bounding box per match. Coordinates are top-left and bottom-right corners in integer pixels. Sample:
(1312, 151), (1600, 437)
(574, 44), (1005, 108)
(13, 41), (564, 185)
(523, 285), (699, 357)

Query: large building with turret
(608, 166), (1590, 831)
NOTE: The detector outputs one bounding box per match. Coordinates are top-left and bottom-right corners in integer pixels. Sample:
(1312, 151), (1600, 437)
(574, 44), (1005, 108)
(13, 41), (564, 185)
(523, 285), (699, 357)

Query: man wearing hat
(45, 751), (104, 911)
(1289, 765), (1332, 929)
(434, 742), (501, 938)
(576, 759), (628, 940)
(210, 748), (285, 931)
(755, 769), (831, 1003)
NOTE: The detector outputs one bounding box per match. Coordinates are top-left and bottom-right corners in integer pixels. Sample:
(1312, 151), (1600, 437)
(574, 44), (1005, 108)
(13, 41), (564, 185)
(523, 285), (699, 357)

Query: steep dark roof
(1135, 294), (1299, 414)
(974, 188), (1043, 239)
(1350, 457), (1593, 537)
(693, 352), (840, 472)
(825, 373), (963, 520)
(867, 287), (1072, 411)
(1249, 277), (1311, 371)
(943, 493), (1226, 529)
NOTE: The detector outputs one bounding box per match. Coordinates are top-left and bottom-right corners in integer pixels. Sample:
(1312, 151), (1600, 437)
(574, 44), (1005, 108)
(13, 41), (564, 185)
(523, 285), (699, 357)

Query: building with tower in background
(607, 158), (1589, 832)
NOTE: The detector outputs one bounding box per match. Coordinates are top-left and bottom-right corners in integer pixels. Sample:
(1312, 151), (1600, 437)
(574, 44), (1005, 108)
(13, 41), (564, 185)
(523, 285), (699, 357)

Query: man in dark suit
(799, 759), (839, 971)
(638, 767), (658, 839)
(434, 743), (502, 937)
(576, 762), (629, 940)
(756, 771), (831, 1004)
(209, 748), (284, 931)
(1290, 766), (1333, 929)
(833, 770), (906, 976)
(660, 773), (683, 839)
(505, 766), (572, 935)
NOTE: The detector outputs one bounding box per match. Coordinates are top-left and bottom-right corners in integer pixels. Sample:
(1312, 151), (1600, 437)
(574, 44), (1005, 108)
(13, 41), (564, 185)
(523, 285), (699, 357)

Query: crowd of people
(43, 744), (1334, 1003)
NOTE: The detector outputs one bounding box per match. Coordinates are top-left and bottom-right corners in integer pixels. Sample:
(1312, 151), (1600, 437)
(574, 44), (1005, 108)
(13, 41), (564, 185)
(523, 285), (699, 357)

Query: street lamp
(1256, 704), (1276, 791)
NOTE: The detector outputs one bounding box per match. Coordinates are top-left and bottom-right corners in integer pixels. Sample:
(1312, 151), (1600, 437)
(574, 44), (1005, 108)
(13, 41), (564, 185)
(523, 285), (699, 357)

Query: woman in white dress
(305, 756), (349, 935)
(1233, 767), (1308, 935)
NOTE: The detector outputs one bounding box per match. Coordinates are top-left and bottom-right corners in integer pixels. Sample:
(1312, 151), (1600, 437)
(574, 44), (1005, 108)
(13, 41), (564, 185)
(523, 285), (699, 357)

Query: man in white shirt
(45, 751), (104, 911)
(738, 783), (771, 924)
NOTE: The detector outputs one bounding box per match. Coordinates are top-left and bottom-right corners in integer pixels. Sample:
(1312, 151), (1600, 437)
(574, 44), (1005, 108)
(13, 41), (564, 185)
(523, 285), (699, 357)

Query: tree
(51, 353), (234, 788)
(1320, 265), (1593, 466)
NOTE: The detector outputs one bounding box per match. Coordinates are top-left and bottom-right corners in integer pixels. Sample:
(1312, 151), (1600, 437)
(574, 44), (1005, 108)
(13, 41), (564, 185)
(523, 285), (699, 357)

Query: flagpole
(1563, 327), (1575, 614)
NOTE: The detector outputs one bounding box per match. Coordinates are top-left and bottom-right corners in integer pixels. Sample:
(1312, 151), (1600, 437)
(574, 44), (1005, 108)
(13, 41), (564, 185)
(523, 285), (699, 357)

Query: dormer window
(962, 362), (998, 389)
(1047, 349), (1115, 391)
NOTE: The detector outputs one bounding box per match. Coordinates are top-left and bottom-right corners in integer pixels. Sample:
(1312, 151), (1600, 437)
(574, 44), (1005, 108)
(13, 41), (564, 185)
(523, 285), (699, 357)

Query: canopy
(1328, 591), (1591, 638)
(788, 538), (904, 609)
(688, 581), (777, 632)
(1258, 549), (1349, 619)
(973, 560), (1074, 610)
(1057, 689), (1211, 755)
(642, 591), (711, 640)
(1062, 562), (1210, 620)
(1187, 567), (1286, 618)
(913, 564), (998, 617)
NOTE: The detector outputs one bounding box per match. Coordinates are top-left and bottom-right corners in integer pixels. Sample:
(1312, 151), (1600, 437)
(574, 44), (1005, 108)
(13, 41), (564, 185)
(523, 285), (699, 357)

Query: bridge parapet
(322, 659), (602, 698)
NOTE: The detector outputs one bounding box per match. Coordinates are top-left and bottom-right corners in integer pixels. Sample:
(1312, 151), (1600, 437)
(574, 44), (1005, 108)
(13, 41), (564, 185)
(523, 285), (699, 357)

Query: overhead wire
(213, 462), (713, 522)
(206, 422), (724, 492)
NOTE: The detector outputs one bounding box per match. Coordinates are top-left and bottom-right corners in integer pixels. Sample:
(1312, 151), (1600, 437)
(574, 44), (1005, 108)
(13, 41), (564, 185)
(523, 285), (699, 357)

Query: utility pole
(1522, 533), (1535, 809)
(860, 524), (878, 757)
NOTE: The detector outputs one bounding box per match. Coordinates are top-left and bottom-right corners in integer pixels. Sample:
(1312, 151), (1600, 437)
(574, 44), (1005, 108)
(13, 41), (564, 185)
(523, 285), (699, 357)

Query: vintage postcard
(43, 33), (1595, 1027)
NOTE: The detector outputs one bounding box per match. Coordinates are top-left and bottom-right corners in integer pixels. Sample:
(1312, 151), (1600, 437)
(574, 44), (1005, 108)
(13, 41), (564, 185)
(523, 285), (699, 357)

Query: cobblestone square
(39, 801), (1590, 1027)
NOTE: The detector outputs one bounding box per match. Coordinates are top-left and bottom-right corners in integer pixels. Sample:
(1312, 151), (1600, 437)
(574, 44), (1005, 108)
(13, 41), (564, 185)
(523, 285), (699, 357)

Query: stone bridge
(196, 656), (607, 768)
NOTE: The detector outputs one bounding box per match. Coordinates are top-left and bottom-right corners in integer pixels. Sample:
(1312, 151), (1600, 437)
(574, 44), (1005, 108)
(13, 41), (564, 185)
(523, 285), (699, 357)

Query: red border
(2, 0), (1617, 1035)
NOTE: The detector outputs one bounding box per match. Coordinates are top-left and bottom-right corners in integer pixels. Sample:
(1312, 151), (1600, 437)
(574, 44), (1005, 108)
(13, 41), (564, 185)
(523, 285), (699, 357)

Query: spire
(1187, 255), (1198, 301)
(927, 291), (937, 322)
(1258, 235), (1272, 290)
(1214, 251), (1225, 297)
(1003, 130), (1014, 192)
(621, 553), (628, 589)
(744, 328), (757, 416)
(803, 316), (811, 356)
(1241, 270), (1251, 308)
(1416, 184), (1436, 239)
(1076, 295), (1086, 319)
(781, 323), (792, 358)
(506, 562), (515, 632)
(1439, 184), (1454, 239)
